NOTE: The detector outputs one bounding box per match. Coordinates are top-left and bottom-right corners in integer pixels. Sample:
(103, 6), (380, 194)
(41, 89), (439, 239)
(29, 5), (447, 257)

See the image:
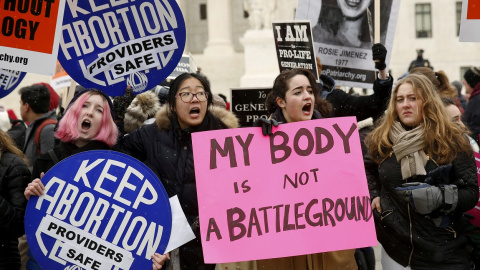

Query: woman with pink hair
(25, 88), (118, 196)
(24, 89), (118, 188)
(23, 89), (118, 269)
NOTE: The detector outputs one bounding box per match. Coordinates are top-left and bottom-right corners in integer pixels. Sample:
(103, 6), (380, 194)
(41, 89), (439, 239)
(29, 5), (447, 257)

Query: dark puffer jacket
(116, 105), (239, 270)
(366, 152), (478, 270)
(32, 140), (111, 180)
(320, 74), (393, 121)
(463, 85), (480, 144)
(0, 152), (30, 269)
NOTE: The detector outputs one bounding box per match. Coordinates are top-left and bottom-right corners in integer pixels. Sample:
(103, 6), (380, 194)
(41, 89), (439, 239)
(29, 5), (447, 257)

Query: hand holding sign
(24, 173), (45, 200)
(151, 252), (170, 269)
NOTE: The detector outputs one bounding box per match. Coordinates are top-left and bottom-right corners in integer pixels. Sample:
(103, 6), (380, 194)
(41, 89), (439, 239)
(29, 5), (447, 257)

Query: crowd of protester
(1, 43), (480, 270)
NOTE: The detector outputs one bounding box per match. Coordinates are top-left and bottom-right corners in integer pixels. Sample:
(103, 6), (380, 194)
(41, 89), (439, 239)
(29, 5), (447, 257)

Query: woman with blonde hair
(365, 73), (478, 269)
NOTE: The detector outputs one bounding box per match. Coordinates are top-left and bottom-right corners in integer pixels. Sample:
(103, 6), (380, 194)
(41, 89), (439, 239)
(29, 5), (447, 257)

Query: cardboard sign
(272, 21), (319, 81)
(25, 150), (172, 270)
(192, 117), (376, 263)
(168, 53), (198, 80)
(460, 0), (480, 42)
(51, 61), (72, 90)
(295, 0), (400, 89)
(0, 69), (27, 99)
(57, 0), (186, 96)
(0, 0), (66, 75)
(231, 87), (271, 127)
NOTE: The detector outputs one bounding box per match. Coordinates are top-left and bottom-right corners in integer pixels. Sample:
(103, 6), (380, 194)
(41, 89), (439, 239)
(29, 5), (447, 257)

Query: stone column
(240, 29), (279, 87)
(175, 0), (189, 53)
(203, 0), (235, 55)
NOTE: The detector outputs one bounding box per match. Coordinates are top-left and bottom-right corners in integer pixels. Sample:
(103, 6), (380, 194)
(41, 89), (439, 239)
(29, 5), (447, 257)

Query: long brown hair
(366, 74), (472, 164)
(0, 131), (28, 165)
(266, 68), (332, 117)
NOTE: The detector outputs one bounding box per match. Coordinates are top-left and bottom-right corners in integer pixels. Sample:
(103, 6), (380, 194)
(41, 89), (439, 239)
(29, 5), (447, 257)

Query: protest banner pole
(375, 0), (380, 43)
(64, 78), (77, 108)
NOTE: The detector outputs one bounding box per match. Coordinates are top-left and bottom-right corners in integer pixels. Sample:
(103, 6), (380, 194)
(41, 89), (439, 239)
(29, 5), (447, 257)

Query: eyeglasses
(176, 92), (209, 103)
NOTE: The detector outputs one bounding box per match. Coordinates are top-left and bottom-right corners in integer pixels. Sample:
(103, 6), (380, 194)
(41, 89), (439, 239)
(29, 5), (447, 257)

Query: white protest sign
(296, 0), (400, 88)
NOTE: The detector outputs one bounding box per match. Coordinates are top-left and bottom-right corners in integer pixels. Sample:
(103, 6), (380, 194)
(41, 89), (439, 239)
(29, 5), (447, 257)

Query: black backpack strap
(47, 149), (59, 164)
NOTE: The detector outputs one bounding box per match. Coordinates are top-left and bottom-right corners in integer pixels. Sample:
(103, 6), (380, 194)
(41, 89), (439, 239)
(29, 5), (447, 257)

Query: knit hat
(35, 82), (60, 111)
(123, 91), (161, 134)
(451, 80), (462, 93)
(66, 89), (115, 120)
(464, 67), (480, 88)
(112, 88), (135, 120)
(212, 94), (227, 109)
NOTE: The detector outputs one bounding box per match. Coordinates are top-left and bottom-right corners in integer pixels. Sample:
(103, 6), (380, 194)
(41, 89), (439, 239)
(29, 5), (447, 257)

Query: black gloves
(396, 182), (458, 215)
(425, 164), (452, 185)
(258, 118), (279, 136)
(372, 43), (387, 70)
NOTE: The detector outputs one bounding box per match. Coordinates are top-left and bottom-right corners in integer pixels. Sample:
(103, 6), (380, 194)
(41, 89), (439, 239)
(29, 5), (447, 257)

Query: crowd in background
(1, 44), (480, 270)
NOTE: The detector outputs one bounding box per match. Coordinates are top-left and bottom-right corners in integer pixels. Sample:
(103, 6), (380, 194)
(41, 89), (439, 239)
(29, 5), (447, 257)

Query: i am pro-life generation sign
(192, 117), (376, 263)
(25, 151), (172, 270)
(57, 0), (186, 96)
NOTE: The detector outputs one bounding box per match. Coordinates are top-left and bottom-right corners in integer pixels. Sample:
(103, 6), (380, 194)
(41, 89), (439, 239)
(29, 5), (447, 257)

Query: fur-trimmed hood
(155, 105), (239, 131)
(124, 91), (161, 134)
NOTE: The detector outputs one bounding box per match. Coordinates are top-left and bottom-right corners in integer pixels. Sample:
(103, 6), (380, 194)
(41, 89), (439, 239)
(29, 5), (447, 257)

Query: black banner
(231, 88), (272, 127)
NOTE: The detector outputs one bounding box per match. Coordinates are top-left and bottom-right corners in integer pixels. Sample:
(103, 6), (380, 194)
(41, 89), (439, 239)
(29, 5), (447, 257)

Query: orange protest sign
(0, 1), (59, 54)
(467, 0), (480, 19)
(53, 61), (68, 79)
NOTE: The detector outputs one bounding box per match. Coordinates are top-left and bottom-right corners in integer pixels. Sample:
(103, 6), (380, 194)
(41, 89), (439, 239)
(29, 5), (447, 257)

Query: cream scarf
(389, 121), (428, 179)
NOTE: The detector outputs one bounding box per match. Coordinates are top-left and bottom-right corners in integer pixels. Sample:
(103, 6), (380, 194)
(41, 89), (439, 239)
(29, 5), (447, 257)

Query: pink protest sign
(466, 152), (480, 226)
(192, 117), (377, 263)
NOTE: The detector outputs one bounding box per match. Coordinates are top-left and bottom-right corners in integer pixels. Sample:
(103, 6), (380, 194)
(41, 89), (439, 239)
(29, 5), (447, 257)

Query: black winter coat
(366, 152), (478, 270)
(463, 91), (480, 144)
(320, 74), (393, 121)
(32, 141), (110, 180)
(115, 105), (239, 270)
(0, 152), (30, 269)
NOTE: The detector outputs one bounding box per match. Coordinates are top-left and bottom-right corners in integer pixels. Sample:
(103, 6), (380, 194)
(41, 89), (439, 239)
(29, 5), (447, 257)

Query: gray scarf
(389, 121), (428, 179)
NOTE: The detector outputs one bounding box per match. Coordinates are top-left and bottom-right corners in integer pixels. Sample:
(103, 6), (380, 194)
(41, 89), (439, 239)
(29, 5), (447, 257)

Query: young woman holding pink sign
(252, 68), (357, 269)
(365, 74), (477, 269)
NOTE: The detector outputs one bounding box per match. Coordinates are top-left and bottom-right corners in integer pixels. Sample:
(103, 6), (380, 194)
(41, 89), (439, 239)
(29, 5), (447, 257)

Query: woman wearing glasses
(116, 72), (239, 270)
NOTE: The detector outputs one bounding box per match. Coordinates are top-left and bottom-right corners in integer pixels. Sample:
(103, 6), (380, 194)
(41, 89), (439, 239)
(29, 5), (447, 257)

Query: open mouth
(190, 108), (200, 115)
(302, 103), (312, 113)
(345, 0), (362, 8)
(82, 120), (91, 130)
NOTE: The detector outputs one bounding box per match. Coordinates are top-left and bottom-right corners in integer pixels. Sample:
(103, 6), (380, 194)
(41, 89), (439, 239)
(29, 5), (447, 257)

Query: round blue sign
(57, 0), (186, 96)
(0, 68), (26, 99)
(25, 150), (172, 270)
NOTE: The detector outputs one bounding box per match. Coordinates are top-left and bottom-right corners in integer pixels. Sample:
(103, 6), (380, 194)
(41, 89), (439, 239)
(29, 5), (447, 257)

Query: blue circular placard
(25, 150), (172, 270)
(57, 0), (186, 96)
(0, 69), (26, 99)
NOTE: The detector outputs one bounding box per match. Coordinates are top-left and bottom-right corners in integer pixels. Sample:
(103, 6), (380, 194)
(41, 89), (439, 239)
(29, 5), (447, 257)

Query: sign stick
(375, 0), (381, 43)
